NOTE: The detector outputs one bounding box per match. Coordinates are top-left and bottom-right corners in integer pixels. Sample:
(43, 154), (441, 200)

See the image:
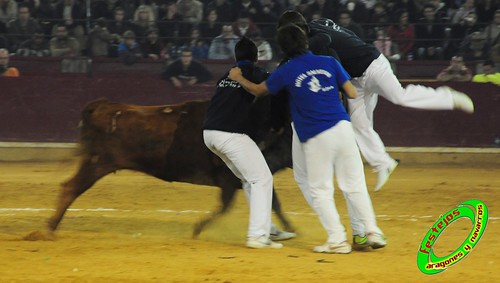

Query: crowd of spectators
(0, 0), (498, 70)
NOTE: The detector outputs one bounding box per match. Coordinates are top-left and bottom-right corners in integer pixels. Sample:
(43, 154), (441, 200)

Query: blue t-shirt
(266, 51), (351, 142)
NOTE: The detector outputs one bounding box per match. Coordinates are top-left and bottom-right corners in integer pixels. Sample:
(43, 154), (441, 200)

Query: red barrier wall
(1, 58), (498, 147)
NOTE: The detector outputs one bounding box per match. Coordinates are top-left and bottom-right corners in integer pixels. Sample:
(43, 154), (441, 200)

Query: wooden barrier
(1, 57), (498, 148)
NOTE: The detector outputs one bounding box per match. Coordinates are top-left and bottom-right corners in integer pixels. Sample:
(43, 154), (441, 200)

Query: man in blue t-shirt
(228, 24), (386, 254)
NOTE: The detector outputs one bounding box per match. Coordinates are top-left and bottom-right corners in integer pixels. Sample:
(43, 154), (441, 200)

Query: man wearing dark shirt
(161, 48), (212, 88)
(203, 37), (294, 249)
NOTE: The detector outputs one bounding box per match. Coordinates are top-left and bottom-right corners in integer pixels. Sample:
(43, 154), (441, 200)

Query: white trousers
(292, 121), (382, 243)
(349, 54), (455, 170)
(203, 130), (273, 239)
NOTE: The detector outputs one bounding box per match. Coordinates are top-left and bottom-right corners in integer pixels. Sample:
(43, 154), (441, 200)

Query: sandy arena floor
(0, 161), (498, 283)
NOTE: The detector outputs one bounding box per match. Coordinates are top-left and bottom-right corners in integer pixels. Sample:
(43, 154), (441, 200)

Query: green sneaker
(352, 234), (369, 251)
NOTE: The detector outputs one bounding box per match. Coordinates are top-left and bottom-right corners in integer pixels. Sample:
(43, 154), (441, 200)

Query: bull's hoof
(192, 224), (202, 239)
(23, 231), (56, 241)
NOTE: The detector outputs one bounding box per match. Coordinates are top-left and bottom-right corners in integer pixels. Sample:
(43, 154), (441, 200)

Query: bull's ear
(163, 107), (173, 113)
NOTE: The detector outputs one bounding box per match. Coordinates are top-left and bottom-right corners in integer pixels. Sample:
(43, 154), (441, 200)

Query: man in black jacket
(203, 37), (294, 249)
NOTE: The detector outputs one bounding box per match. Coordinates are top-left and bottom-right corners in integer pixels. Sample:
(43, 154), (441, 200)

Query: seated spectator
(232, 0), (262, 23)
(461, 31), (491, 61)
(0, 0), (17, 25)
(161, 47), (212, 88)
(373, 28), (401, 72)
(49, 24), (80, 56)
(118, 30), (143, 65)
(365, 1), (390, 41)
(0, 47), (19, 76)
(199, 9), (222, 41)
(141, 28), (164, 60)
(338, 10), (365, 40)
(208, 25), (239, 60)
(231, 11), (260, 38)
(16, 29), (50, 56)
(436, 55), (473, 81)
(476, 0), (499, 27)
(415, 4), (445, 60)
(254, 0), (279, 39)
(204, 0), (233, 23)
(248, 31), (272, 61)
(87, 18), (116, 57)
(341, 0), (369, 26)
(177, 0), (203, 25)
(259, 0), (282, 23)
(53, 0), (86, 54)
(91, 0), (124, 20)
(446, 12), (482, 59)
(428, 0), (449, 20)
(388, 9), (415, 60)
(133, 0), (157, 21)
(184, 26), (209, 60)
(451, 0), (476, 25)
(157, 1), (188, 46)
(108, 7), (137, 57)
(472, 59), (500, 85)
(484, 9), (500, 46)
(391, 0), (420, 23)
(30, 0), (54, 35)
(7, 4), (41, 53)
(132, 4), (158, 40)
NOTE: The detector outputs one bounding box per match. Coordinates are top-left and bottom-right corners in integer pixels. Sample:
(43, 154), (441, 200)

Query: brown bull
(27, 98), (294, 240)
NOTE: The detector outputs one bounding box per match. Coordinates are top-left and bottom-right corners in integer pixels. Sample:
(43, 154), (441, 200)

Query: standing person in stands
(0, 47), (19, 76)
(277, 10), (475, 193)
(228, 25), (386, 254)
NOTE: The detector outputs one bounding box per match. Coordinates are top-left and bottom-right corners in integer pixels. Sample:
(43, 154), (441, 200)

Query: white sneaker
(443, 86), (474, 114)
(367, 233), (387, 249)
(313, 241), (352, 254)
(374, 159), (399, 192)
(246, 236), (283, 249)
(270, 230), (297, 241)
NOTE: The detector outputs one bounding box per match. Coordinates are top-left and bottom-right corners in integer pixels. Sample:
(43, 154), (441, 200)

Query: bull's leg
(47, 159), (116, 234)
(271, 187), (295, 232)
(192, 185), (238, 238)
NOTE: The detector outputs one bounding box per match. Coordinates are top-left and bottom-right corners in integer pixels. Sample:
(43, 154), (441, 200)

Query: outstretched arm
(228, 67), (270, 97)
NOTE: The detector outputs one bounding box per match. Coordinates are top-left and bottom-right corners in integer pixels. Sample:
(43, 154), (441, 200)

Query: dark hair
(235, 36), (258, 62)
(277, 24), (308, 58)
(277, 10), (309, 34)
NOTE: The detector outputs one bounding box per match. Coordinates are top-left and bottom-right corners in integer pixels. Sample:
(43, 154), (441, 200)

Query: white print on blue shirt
(295, 69), (335, 93)
(218, 78), (241, 88)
